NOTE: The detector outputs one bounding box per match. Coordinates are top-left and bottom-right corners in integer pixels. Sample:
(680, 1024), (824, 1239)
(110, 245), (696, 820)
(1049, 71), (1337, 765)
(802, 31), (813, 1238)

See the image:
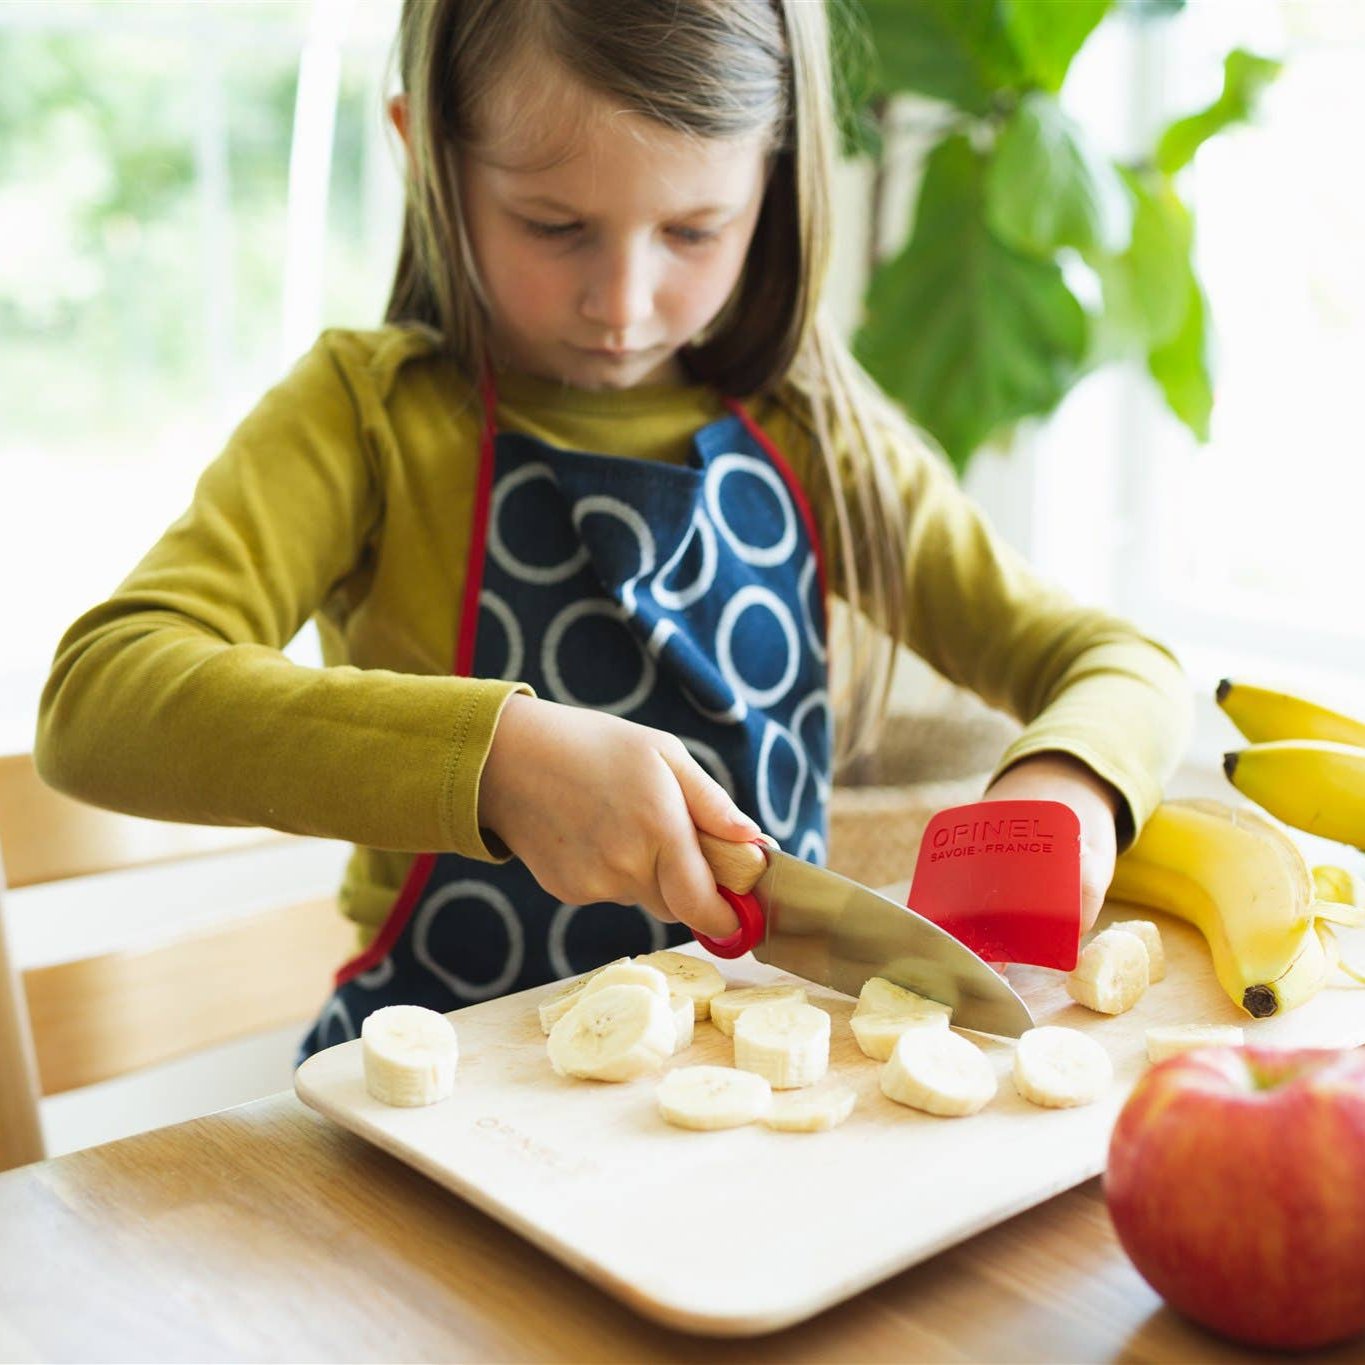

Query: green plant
(842, 0), (1281, 474)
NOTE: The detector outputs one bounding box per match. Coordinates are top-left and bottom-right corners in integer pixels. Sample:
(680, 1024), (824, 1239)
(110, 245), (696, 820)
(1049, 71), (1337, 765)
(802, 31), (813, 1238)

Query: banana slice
(849, 976), (953, 1061)
(1067, 927), (1150, 1015)
(635, 950), (726, 1020)
(733, 1000), (830, 1089)
(1012, 1025), (1112, 1108)
(669, 993), (694, 1053)
(547, 983), (675, 1082)
(580, 960), (670, 1001)
(657, 1065), (772, 1130)
(536, 957), (629, 1035)
(1108, 919), (1165, 982)
(880, 1027), (997, 1117)
(764, 1084), (857, 1132)
(1145, 1023), (1246, 1064)
(709, 984), (807, 1037)
(361, 1004), (459, 1107)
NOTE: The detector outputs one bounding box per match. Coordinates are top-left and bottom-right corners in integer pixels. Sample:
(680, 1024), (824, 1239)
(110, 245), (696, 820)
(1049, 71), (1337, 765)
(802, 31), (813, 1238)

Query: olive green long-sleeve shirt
(36, 326), (1191, 941)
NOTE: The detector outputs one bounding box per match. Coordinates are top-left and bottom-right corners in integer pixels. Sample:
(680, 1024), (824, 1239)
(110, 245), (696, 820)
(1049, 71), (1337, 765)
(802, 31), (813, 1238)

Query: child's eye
(522, 218), (582, 239)
(668, 226), (718, 246)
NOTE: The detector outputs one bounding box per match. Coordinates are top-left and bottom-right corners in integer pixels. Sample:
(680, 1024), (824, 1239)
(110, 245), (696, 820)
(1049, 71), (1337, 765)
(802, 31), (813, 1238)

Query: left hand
(980, 752), (1121, 933)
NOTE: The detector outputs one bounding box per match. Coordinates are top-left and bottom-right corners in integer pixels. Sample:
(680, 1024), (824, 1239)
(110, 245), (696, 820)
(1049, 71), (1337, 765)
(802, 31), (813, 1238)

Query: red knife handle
(693, 834), (769, 958)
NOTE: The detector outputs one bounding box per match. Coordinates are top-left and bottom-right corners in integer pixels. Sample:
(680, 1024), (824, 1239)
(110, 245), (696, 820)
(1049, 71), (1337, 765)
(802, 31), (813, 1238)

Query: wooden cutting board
(295, 902), (1365, 1337)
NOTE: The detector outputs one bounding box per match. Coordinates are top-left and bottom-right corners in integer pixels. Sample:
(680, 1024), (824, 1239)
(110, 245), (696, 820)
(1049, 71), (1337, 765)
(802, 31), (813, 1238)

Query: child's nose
(580, 241), (654, 333)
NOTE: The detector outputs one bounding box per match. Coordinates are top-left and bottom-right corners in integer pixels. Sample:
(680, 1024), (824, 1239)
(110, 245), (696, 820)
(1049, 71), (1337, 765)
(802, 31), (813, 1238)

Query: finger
(658, 743), (761, 840)
(1079, 864), (1108, 933)
(653, 836), (741, 939)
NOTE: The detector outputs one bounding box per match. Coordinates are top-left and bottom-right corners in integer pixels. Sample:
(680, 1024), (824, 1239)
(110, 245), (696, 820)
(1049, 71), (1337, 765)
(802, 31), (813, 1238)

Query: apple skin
(1104, 1045), (1365, 1352)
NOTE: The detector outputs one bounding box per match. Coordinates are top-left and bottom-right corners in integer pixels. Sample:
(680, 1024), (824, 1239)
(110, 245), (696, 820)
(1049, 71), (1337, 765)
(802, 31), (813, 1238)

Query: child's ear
(388, 94), (413, 165)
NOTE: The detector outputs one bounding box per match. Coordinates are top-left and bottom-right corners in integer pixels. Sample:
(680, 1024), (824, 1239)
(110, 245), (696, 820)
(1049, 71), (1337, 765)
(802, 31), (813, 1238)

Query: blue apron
(299, 375), (830, 1059)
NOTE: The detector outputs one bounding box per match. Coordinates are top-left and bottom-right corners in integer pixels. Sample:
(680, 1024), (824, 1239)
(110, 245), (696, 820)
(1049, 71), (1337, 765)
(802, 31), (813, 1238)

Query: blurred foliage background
(841, 0), (1279, 473)
(0, 1), (392, 456)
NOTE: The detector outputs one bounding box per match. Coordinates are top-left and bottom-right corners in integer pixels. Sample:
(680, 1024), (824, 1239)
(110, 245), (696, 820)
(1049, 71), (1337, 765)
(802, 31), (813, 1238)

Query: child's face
(460, 70), (769, 390)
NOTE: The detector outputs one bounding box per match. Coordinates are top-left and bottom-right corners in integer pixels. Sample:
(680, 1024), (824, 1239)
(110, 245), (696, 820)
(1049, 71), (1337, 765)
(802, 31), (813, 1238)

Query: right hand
(478, 695), (758, 939)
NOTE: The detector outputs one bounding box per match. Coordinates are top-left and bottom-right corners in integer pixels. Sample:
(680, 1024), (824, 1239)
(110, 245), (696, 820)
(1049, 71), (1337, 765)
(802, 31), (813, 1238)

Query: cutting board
(295, 903), (1365, 1336)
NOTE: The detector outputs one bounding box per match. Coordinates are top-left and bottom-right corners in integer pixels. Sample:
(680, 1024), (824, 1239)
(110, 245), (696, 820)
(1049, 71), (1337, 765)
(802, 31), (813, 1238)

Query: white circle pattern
(487, 461), (589, 585)
(413, 880), (525, 1001)
(548, 901), (667, 978)
(756, 718), (808, 839)
(654, 509), (718, 610)
(717, 584), (800, 710)
(705, 453), (797, 567)
(477, 589), (525, 682)
(542, 599), (656, 715)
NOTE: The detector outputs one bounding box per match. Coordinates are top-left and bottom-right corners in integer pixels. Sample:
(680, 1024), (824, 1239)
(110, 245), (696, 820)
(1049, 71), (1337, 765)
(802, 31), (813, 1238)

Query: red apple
(1104, 1045), (1365, 1352)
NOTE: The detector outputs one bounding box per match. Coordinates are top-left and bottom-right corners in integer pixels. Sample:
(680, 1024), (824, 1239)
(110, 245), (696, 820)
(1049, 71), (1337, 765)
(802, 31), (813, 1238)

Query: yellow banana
(1216, 679), (1365, 746)
(1223, 740), (1365, 850)
(1108, 798), (1329, 1018)
(1312, 864), (1363, 909)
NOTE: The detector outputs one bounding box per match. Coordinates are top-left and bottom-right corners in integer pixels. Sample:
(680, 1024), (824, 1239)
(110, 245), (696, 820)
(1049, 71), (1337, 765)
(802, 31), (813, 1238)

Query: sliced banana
(709, 984), (807, 1037)
(849, 976), (953, 1061)
(669, 993), (695, 1053)
(538, 979), (589, 1035)
(547, 983), (674, 1082)
(1108, 919), (1166, 983)
(536, 957), (629, 1035)
(764, 1084), (857, 1132)
(1067, 927), (1150, 1015)
(733, 1000), (830, 1089)
(850, 1011), (949, 1062)
(361, 1004), (459, 1107)
(1145, 1023), (1245, 1064)
(1012, 1025), (1113, 1108)
(579, 960), (670, 1001)
(635, 950), (726, 1020)
(880, 1027), (997, 1117)
(657, 1065), (772, 1130)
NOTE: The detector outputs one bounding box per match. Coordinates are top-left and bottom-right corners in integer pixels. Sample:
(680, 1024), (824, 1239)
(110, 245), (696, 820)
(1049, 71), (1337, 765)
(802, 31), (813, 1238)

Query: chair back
(0, 754), (353, 1172)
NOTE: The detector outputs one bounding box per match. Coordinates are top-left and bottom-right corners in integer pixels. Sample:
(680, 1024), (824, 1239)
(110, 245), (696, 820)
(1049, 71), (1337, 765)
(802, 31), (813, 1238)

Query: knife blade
(696, 836), (1036, 1038)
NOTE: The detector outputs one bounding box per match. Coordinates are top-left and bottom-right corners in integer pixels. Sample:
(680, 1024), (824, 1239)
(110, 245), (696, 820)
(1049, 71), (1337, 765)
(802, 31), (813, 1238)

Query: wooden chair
(0, 754), (355, 1172)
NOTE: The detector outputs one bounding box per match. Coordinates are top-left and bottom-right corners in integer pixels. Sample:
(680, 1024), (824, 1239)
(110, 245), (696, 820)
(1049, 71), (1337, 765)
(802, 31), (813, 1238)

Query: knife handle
(693, 834), (770, 959)
(696, 832), (767, 893)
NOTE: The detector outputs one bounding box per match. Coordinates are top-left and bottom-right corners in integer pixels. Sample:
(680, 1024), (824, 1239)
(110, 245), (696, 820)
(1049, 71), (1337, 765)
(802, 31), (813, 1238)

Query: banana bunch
(1218, 679), (1365, 850)
(1108, 797), (1362, 1018)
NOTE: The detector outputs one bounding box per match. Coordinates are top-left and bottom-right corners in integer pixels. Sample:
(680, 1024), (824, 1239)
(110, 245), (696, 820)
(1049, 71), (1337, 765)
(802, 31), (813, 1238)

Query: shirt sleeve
(773, 396), (1192, 847)
(34, 333), (528, 858)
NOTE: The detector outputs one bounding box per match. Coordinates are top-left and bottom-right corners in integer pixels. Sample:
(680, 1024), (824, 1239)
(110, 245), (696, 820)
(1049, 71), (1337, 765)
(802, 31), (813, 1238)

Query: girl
(36, 0), (1189, 1058)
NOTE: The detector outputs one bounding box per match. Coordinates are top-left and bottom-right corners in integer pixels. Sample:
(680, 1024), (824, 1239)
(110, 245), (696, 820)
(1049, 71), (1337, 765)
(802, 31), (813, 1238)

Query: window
(992, 0), (1364, 720)
(0, 0), (403, 750)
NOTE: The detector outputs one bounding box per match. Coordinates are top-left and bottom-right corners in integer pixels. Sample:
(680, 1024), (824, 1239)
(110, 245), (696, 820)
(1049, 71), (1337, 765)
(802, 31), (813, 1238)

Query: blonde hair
(386, 0), (920, 766)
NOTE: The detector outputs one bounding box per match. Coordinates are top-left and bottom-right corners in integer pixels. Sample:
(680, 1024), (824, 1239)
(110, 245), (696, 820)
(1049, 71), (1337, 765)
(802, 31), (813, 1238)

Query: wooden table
(1, 1089), (1355, 1363)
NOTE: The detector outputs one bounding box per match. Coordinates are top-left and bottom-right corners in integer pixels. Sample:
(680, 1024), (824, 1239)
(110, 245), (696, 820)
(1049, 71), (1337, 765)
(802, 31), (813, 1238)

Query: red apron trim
(333, 853), (436, 984)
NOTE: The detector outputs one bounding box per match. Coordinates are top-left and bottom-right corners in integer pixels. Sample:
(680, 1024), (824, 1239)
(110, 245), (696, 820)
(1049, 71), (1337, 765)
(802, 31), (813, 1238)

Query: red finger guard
(908, 799), (1083, 971)
(694, 887), (765, 959)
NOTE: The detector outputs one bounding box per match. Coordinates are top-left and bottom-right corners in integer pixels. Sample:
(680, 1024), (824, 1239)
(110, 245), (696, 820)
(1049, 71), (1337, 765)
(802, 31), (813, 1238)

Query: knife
(693, 834), (1035, 1038)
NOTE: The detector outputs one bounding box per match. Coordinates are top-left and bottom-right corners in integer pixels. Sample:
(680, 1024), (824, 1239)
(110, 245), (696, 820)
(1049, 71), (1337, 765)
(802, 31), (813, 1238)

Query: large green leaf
(858, 0), (1027, 112)
(1090, 169), (1192, 360)
(1000, 0), (1111, 92)
(1148, 274), (1212, 440)
(986, 92), (1131, 255)
(855, 134), (1088, 472)
(1156, 49), (1282, 175)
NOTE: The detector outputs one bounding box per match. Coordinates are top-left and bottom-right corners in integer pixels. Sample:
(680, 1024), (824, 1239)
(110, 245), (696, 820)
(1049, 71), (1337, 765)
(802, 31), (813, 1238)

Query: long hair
(385, 0), (920, 766)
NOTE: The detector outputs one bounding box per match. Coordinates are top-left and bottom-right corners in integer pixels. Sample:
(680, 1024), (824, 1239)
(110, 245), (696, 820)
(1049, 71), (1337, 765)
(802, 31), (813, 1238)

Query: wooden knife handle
(697, 832), (768, 895)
